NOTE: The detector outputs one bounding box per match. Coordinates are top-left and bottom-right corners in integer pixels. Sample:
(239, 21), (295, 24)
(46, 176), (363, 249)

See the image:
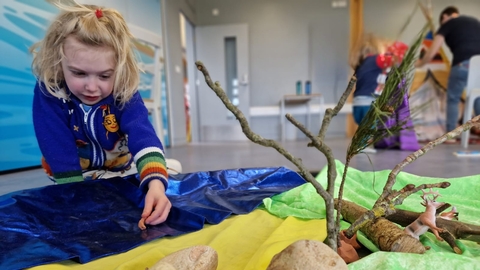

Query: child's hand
(141, 179), (171, 226)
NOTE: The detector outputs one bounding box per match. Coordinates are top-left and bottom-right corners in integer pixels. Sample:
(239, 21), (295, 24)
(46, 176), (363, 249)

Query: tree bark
(336, 199), (425, 254)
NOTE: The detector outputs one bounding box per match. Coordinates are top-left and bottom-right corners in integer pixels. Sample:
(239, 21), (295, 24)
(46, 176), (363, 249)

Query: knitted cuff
(54, 173), (84, 184)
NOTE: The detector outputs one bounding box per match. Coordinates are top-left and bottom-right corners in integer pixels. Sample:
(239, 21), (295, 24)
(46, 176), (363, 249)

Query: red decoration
(376, 53), (393, 69)
(387, 41), (409, 63)
(95, 9), (103, 19)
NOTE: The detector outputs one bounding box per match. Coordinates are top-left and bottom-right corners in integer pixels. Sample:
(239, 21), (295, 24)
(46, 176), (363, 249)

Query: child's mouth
(85, 96), (98, 102)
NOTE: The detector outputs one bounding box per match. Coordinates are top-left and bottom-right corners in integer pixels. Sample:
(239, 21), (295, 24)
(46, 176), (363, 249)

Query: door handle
(239, 74), (248, 86)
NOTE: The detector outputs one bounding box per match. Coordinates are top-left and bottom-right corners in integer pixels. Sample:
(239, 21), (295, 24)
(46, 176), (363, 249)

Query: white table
(279, 94), (324, 141)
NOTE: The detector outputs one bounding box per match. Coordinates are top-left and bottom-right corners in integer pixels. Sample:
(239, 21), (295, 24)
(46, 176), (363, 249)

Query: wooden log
(336, 199), (426, 254)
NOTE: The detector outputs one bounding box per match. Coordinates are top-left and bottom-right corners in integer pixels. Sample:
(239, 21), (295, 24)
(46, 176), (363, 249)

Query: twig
(195, 62), (322, 194)
(285, 114), (336, 195)
(316, 75), (357, 141)
(285, 114), (338, 247)
(195, 61), (339, 249)
(377, 115), (480, 204)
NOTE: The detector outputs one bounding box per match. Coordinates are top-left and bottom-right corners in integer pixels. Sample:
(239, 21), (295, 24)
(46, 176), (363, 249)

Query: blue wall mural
(0, 0), (169, 172)
(0, 0), (57, 171)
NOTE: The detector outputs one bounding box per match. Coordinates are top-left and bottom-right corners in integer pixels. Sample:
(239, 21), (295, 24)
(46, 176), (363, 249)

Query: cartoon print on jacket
(76, 139), (91, 169)
(100, 105), (119, 139)
(74, 105), (131, 172)
(104, 137), (132, 171)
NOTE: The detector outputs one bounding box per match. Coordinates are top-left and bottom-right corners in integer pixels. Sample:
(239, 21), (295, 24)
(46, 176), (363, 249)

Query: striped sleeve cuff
(135, 147), (168, 191)
(53, 171), (84, 184)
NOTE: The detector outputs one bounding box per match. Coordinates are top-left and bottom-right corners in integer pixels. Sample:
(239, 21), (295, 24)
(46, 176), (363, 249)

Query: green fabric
(263, 159), (480, 269)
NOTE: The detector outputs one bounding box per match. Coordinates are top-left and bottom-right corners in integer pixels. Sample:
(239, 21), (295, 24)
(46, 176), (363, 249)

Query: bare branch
(195, 61), (339, 249)
(195, 61), (325, 193)
(285, 114), (336, 195)
(285, 113), (339, 249)
(316, 75), (357, 141)
(377, 115), (480, 205)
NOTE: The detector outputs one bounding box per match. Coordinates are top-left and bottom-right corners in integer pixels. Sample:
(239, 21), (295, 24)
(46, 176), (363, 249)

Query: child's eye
(99, 75), (111, 80)
(71, 71), (85, 76)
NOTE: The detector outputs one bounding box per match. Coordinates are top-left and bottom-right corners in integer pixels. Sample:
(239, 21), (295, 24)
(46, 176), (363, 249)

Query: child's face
(61, 36), (116, 105)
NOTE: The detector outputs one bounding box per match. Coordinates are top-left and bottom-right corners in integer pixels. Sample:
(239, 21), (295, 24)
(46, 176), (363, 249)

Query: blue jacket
(354, 55), (383, 98)
(33, 81), (168, 190)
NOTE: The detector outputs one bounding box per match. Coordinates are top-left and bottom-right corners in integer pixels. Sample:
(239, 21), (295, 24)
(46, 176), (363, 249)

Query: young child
(350, 34), (411, 153)
(351, 34), (420, 152)
(350, 34), (389, 153)
(30, 1), (170, 226)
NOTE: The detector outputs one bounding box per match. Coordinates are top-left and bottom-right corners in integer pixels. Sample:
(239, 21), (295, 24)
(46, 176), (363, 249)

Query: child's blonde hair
(350, 33), (391, 70)
(30, 0), (139, 107)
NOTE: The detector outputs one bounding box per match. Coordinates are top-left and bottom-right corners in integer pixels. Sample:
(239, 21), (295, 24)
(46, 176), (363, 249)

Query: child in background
(30, 1), (170, 226)
(351, 34), (420, 152)
(350, 34), (390, 153)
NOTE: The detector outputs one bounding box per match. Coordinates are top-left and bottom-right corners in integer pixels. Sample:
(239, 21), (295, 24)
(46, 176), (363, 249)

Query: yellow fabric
(29, 209), (327, 270)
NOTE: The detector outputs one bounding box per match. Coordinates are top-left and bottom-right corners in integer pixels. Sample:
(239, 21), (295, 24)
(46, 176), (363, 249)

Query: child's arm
(120, 92), (170, 224)
(33, 82), (84, 183)
(120, 93), (169, 190)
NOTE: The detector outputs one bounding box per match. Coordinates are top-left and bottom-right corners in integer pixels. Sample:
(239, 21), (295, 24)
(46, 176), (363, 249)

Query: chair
(461, 55), (480, 148)
(128, 24), (165, 141)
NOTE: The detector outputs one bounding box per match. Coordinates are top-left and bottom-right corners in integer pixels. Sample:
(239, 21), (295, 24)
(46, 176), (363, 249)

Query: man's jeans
(446, 59), (480, 132)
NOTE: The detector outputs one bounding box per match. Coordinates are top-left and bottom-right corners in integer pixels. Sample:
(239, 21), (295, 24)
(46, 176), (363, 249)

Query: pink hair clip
(95, 9), (103, 19)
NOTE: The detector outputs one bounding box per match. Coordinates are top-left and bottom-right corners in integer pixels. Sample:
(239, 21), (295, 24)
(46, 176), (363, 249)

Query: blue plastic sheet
(0, 167), (305, 270)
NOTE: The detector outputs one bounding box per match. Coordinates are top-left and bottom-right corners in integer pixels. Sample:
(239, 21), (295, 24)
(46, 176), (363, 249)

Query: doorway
(195, 24), (250, 142)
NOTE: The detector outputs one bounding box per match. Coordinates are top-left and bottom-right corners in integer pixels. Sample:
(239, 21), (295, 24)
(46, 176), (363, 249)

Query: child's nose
(85, 77), (98, 92)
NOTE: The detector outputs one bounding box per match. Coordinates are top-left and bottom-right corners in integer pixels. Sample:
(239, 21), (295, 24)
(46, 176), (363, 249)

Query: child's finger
(141, 195), (154, 219)
(145, 201), (171, 225)
(147, 206), (171, 225)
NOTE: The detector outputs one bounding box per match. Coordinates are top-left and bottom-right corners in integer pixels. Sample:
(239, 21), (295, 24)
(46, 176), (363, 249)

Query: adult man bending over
(416, 6), (480, 143)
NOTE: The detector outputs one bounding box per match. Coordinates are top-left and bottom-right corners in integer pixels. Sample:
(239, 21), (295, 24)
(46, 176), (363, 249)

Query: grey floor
(1, 137), (480, 196)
